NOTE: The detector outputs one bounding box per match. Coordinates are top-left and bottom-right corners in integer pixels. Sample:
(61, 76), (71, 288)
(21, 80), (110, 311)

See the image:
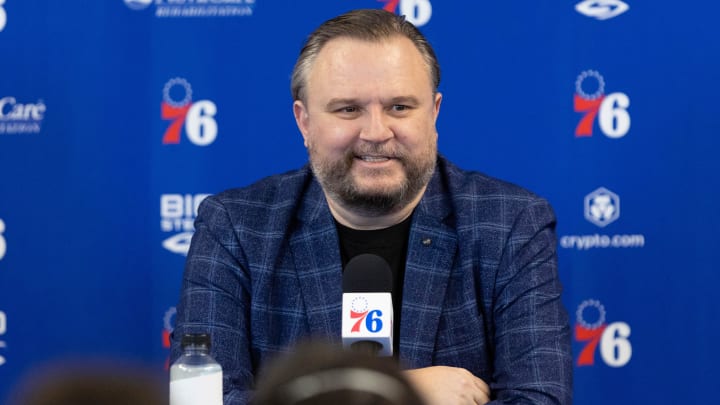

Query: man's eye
(392, 105), (409, 112)
(339, 106), (357, 113)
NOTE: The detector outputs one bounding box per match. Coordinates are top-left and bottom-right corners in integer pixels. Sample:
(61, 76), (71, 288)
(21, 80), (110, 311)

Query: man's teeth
(360, 156), (390, 162)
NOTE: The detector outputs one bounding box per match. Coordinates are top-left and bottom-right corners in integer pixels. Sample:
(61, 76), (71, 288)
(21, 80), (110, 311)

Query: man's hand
(404, 366), (490, 405)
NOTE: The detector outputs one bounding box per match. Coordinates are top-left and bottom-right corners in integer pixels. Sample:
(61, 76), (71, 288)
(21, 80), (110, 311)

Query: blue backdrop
(1, 1), (719, 403)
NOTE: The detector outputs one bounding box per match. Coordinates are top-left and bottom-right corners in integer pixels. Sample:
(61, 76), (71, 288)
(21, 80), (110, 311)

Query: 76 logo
(574, 70), (631, 139)
(161, 77), (218, 146)
(380, 0), (432, 27)
(350, 297), (384, 333)
(575, 299), (632, 367)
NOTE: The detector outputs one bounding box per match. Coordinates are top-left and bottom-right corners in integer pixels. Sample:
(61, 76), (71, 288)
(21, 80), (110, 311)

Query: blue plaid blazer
(171, 156), (572, 404)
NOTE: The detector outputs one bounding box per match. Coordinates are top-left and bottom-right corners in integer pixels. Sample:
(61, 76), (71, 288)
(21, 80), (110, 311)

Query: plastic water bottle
(170, 333), (223, 405)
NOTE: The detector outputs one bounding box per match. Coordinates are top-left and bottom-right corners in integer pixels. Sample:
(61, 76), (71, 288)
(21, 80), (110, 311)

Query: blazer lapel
(399, 172), (458, 368)
(289, 179), (344, 340)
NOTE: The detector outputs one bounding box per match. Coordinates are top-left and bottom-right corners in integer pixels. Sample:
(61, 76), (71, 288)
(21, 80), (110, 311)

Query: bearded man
(172, 9), (572, 405)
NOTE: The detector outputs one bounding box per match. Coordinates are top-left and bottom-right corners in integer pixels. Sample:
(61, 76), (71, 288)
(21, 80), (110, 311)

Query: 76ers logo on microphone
(161, 77), (218, 146)
(575, 299), (632, 367)
(350, 297), (384, 333)
(574, 70), (631, 139)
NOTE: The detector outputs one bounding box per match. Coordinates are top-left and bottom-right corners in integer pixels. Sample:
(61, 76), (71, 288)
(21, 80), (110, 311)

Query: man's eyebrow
(324, 96), (421, 110)
(387, 96), (420, 105)
(325, 98), (360, 109)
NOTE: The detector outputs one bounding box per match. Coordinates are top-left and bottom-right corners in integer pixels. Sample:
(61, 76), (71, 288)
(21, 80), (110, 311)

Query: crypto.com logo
(161, 78), (218, 146)
(575, 0), (629, 20)
(585, 187), (620, 227)
(124, 0), (152, 11)
(0, 0), (7, 32)
(380, 0), (432, 27)
(575, 299), (632, 367)
(574, 70), (631, 139)
(560, 188), (644, 249)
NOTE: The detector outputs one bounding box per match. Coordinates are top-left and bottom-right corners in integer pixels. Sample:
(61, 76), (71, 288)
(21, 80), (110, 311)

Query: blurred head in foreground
(8, 360), (167, 405)
(252, 342), (425, 405)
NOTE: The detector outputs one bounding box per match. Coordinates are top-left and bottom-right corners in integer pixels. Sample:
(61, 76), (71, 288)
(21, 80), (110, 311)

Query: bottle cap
(181, 333), (211, 349)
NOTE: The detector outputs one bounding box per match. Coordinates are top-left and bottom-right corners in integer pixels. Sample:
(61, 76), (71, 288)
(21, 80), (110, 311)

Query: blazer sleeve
(170, 195), (254, 405)
(488, 198), (573, 404)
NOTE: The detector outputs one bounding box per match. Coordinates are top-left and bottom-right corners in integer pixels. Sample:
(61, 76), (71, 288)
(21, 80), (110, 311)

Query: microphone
(341, 254), (394, 356)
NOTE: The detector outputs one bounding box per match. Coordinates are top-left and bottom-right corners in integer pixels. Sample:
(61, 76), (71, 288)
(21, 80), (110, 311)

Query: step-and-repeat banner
(1, 1), (719, 403)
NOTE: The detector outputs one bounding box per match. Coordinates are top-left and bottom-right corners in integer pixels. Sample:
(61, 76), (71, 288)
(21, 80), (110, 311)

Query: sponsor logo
(575, 0), (629, 20)
(559, 187), (645, 250)
(574, 70), (630, 139)
(0, 0), (7, 32)
(575, 299), (632, 367)
(124, 0), (152, 10)
(162, 306), (176, 369)
(349, 296), (385, 334)
(126, 0), (255, 18)
(380, 0), (432, 27)
(0, 310), (6, 367)
(585, 187), (619, 227)
(161, 193), (210, 255)
(0, 97), (47, 135)
(162, 78), (218, 146)
(0, 218), (6, 261)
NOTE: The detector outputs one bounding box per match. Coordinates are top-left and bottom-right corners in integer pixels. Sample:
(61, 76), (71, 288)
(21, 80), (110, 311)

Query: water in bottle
(170, 333), (223, 405)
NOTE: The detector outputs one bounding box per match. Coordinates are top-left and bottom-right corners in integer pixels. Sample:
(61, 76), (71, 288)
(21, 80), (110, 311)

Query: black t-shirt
(335, 215), (412, 354)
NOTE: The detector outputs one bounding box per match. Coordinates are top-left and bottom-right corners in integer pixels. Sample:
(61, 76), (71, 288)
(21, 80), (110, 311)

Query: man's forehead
(315, 35), (419, 59)
(305, 36), (434, 99)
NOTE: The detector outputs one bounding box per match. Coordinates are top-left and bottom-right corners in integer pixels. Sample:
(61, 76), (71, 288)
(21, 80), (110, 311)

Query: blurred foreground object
(8, 360), (167, 405)
(252, 342), (425, 405)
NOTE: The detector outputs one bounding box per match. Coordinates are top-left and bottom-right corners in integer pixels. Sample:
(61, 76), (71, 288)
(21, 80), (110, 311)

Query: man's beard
(309, 142), (437, 217)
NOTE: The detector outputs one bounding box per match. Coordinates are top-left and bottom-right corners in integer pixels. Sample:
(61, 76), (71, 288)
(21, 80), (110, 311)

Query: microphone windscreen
(342, 254), (392, 293)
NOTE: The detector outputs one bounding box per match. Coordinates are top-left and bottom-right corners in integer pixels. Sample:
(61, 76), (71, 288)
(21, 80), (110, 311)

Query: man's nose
(359, 109), (393, 143)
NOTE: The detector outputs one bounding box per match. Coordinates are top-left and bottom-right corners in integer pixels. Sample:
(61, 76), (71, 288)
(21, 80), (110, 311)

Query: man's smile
(356, 155), (392, 163)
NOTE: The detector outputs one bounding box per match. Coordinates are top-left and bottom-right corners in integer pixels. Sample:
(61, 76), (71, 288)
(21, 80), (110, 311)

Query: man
(171, 9), (572, 405)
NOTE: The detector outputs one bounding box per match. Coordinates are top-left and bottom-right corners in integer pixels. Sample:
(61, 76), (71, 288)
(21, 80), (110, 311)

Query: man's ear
(433, 92), (443, 122)
(293, 100), (310, 147)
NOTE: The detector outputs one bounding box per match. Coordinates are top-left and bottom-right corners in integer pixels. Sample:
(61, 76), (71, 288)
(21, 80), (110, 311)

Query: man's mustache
(349, 143), (406, 160)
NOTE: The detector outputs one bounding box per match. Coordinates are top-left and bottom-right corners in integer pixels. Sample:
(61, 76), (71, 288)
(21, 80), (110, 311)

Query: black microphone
(341, 254), (394, 356)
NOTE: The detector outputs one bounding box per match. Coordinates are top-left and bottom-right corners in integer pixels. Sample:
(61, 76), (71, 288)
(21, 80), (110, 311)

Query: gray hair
(291, 9), (441, 102)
